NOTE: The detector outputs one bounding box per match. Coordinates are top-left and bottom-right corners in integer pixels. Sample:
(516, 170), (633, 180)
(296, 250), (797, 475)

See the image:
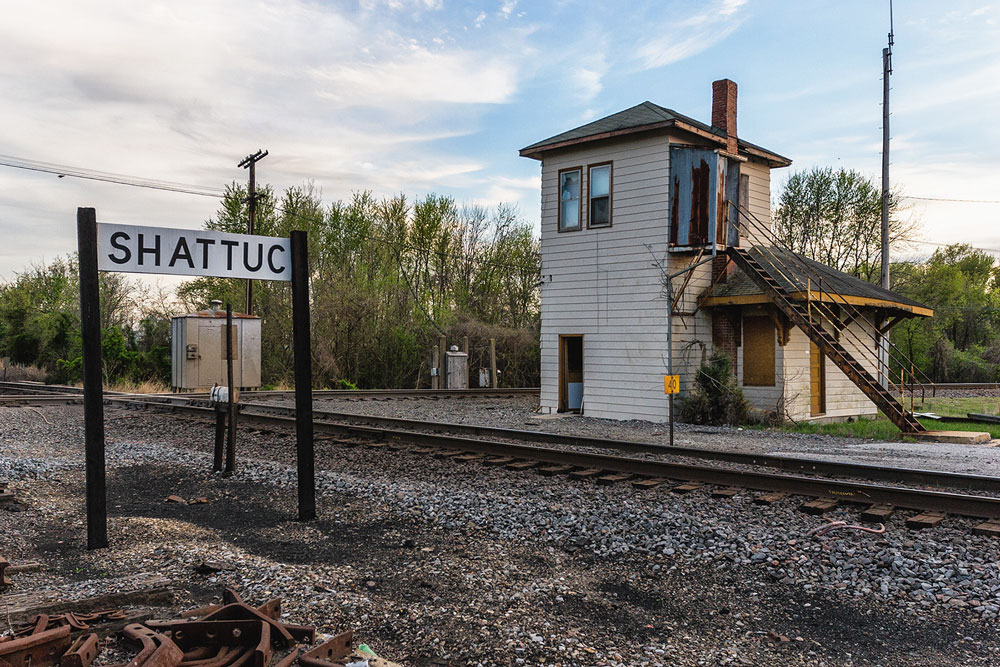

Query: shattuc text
(95, 223), (292, 281)
(107, 230), (286, 274)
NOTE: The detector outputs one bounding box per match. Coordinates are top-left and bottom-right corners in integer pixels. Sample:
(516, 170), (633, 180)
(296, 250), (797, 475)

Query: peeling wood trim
(700, 291), (933, 317)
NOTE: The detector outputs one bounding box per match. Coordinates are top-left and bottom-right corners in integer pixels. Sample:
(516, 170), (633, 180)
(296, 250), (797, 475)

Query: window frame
(587, 161), (613, 229)
(557, 166), (583, 233)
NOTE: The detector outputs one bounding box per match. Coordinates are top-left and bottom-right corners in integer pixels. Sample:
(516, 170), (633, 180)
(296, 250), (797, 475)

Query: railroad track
(0, 380), (537, 400)
(104, 396), (1000, 529)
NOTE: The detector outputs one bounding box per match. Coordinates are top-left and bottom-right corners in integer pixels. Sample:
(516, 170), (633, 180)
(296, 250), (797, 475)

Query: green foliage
(0, 257), (174, 386)
(679, 352), (751, 425)
(178, 185), (541, 389)
(335, 379), (358, 390)
(891, 244), (1000, 382)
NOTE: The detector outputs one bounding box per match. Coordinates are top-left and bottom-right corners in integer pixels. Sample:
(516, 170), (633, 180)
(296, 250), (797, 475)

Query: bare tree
(772, 167), (919, 282)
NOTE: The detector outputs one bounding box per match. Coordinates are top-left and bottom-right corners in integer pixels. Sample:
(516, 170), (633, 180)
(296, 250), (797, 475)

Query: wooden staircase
(728, 246), (925, 433)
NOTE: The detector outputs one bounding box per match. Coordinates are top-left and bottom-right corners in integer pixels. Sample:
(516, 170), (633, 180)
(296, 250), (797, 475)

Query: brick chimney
(712, 79), (738, 155)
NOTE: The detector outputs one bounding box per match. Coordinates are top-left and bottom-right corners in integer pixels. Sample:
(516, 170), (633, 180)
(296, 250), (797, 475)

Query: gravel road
(2, 404), (1000, 665)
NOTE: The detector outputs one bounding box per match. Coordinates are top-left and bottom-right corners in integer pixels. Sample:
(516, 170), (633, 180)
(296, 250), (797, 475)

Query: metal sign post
(77, 209), (315, 548)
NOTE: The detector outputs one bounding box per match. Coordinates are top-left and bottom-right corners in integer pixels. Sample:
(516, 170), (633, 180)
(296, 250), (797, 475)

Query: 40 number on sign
(664, 375), (680, 394)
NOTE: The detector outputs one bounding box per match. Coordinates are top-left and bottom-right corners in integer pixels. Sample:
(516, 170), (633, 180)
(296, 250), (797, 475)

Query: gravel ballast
(2, 404), (1000, 665)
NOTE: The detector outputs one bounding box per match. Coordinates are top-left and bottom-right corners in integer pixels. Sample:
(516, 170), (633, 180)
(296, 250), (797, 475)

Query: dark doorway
(559, 335), (584, 413)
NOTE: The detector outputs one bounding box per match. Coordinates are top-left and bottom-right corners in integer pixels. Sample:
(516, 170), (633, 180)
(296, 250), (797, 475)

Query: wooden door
(810, 341), (826, 416)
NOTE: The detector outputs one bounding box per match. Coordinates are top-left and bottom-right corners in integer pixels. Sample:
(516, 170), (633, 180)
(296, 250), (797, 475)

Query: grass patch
(757, 415), (1000, 440)
(909, 395), (1000, 418)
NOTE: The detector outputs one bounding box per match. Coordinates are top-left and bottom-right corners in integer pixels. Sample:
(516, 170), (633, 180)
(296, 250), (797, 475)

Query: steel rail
(234, 402), (1000, 493)
(106, 397), (1000, 519)
(0, 394), (86, 405)
(0, 380), (538, 399)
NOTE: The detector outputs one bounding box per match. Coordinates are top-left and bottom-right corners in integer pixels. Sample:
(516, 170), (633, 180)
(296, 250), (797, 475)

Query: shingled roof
(703, 246), (933, 317)
(519, 100), (790, 166)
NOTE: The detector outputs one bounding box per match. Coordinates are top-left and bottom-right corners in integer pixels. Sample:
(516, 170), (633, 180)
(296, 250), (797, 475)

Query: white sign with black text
(96, 223), (291, 281)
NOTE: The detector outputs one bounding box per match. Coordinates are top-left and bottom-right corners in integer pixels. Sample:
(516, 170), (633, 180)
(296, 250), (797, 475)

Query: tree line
(0, 185), (541, 389)
(773, 166), (1000, 383)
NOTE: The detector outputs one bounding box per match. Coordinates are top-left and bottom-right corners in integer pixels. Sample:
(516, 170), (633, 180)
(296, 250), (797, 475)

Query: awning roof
(702, 246), (933, 317)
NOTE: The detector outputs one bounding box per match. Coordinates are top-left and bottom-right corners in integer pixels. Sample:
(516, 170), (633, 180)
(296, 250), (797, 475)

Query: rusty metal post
(291, 230), (315, 521)
(77, 208), (108, 550)
(224, 304), (236, 475)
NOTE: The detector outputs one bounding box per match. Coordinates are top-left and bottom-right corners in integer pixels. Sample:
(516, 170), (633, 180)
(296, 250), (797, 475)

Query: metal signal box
(171, 301), (261, 391)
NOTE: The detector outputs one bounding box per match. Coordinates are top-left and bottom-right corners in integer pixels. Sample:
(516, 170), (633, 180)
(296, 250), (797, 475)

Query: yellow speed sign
(664, 375), (680, 394)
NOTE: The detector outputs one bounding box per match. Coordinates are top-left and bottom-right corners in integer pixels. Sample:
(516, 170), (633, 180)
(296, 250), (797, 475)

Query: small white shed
(171, 301), (262, 391)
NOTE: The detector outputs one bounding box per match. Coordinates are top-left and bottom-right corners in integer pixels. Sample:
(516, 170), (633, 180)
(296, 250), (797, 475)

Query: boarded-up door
(742, 316), (775, 386)
(810, 341), (826, 416)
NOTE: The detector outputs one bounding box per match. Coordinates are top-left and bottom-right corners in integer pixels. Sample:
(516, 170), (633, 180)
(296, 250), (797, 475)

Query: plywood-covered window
(742, 315), (775, 386)
(558, 167), (582, 232)
(588, 163), (612, 228)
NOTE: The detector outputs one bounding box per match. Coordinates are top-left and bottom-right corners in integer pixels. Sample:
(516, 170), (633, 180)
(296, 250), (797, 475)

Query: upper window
(588, 163), (612, 228)
(558, 168), (582, 231)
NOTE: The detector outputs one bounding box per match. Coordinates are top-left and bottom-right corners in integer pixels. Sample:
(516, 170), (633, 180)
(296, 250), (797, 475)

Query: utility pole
(879, 2), (893, 388)
(238, 149), (268, 315)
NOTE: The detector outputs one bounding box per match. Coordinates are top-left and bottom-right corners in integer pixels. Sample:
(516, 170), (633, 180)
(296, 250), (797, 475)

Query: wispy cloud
(633, 0), (748, 70)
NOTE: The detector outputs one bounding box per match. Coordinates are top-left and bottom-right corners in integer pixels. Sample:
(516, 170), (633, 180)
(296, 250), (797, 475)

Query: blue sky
(0, 0), (997, 278)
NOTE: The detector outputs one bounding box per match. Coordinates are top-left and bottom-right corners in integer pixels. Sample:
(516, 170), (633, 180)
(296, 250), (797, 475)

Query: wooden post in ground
(224, 304), (236, 475)
(438, 335), (447, 389)
(462, 336), (469, 389)
(290, 230), (315, 521)
(431, 345), (439, 389)
(77, 208), (108, 550)
(490, 338), (498, 388)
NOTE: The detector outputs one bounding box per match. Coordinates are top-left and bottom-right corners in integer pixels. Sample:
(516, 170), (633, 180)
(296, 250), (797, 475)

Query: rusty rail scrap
(0, 589), (382, 667)
(107, 397), (1000, 520)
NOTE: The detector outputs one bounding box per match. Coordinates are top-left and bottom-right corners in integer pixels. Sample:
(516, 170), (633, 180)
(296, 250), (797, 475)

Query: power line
(902, 195), (1000, 204)
(0, 154), (224, 198)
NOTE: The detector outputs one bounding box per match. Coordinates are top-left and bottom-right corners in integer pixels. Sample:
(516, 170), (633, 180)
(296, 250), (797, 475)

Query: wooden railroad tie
(454, 454), (485, 463)
(671, 483), (704, 494)
(906, 512), (946, 530)
(631, 478), (664, 490)
(860, 504), (894, 523)
(597, 473), (633, 486)
(568, 468), (604, 480)
(411, 447), (441, 455)
(506, 461), (539, 471)
(799, 498), (839, 515)
(711, 487), (740, 498)
(754, 492), (789, 505)
(972, 520), (1000, 538)
(483, 457), (516, 467)
(433, 449), (464, 459)
(537, 465), (574, 477)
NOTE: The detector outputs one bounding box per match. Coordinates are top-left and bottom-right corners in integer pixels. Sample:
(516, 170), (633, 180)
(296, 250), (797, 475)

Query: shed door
(197, 323), (220, 388)
(810, 341), (826, 416)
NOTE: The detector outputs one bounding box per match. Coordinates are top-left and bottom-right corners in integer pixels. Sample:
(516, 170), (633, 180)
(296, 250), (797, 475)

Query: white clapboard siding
(779, 318), (880, 421)
(739, 160), (772, 248)
(539, 133), (671, 422)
